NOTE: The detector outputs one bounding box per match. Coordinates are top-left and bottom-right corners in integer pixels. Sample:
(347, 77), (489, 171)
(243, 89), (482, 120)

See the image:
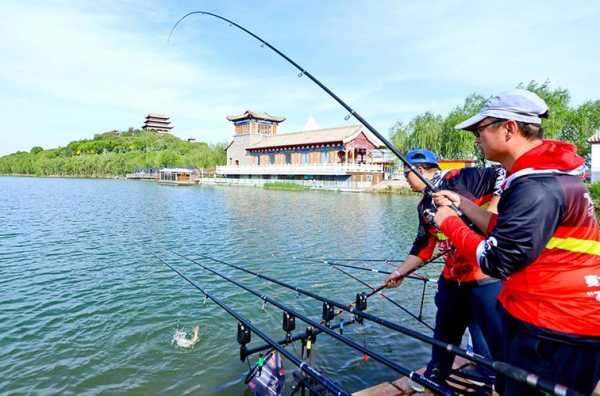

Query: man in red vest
(431, 89), (600, 395)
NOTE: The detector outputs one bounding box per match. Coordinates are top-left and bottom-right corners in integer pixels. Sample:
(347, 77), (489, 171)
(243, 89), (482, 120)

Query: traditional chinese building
(142, 113), (173, 133)
(217, 110), (389, 188)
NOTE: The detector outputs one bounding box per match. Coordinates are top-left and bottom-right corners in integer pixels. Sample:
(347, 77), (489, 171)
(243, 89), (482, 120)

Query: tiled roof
(143, 123), (172, 129)
(146, 113), (169, 119)
(247, 125), (379, 150)
(226, 110), (286, 123)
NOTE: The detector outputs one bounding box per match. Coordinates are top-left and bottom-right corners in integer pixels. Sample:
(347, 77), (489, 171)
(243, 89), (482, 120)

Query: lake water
(0, 176), (444, 395)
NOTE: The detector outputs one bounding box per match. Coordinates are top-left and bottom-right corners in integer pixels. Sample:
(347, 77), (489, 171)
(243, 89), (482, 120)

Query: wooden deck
(352, 357), (494, 396)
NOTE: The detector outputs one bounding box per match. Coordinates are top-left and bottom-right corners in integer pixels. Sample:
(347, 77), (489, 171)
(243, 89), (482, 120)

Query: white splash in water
(172, 325), (200, 348)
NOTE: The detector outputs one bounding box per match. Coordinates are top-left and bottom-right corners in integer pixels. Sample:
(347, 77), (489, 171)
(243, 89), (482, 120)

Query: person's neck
(423, 169), (439, 180)
(501, 139), (543, 172)
(416, 169), (440, 193)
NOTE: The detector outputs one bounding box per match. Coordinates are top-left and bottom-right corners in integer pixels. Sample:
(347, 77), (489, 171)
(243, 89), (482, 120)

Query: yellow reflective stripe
(435, 232), (447, 241)
(545, 237), (600, 255)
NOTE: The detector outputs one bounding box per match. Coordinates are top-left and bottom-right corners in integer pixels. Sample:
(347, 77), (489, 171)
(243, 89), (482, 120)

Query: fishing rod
(365, 250), (449, 298)
(159, 251), (455, 395)
(286, 253), (433, 329)
(308, 258), (430, 281)
(168, 11), (465, 216)
(325, 262), (433, 331)
(243, 318), (356, 361)
(297, 257), (431, 282)
(166, 249), (583, 396)
(268, 252), (434, 330)
(302, 257), (444, 265)
(176, 249), (429, 329)
(158, 256), (350, 396)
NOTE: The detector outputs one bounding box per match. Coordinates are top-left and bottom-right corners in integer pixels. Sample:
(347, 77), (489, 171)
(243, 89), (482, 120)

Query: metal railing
(216, 162), (383, 176)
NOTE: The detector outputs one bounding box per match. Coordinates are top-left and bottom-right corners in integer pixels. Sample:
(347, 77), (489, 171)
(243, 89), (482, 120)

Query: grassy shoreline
(263, 182), (311, 191)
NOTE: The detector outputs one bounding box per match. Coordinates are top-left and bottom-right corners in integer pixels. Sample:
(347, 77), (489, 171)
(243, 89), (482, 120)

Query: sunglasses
(473, 119), (505, 137)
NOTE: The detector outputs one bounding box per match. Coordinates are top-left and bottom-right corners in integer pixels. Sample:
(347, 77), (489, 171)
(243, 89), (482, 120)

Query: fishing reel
(282, 311), (296, 341)
(423, 208), (440, 229)
(322, 302), (335, 325)
(237, 322), (252, 361)
(302, 326), (318, 358)
(355, 292), (367, 324)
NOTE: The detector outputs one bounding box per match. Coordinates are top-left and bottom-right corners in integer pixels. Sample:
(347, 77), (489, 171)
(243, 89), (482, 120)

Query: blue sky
(1, 0), (599, 156)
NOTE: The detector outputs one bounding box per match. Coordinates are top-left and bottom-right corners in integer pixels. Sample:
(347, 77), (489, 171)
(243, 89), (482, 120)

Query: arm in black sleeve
(442, 167), (498, 201)
(409, 202), (435, 259)
(479, 177), (563, 279)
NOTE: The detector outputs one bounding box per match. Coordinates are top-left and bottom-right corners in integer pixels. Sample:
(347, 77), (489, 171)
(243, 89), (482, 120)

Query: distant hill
(0, 129), (226, 177)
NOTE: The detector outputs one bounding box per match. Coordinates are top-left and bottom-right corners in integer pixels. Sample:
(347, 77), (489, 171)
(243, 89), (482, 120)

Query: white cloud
(1, 0), (599, 155)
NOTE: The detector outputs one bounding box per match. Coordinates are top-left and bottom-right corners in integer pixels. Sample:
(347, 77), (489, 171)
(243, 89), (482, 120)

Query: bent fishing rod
(158, 251), (455, 395)
(168, 12), (461, 210)
(166, 249), (583, 396)
(159, 257), (349, 396)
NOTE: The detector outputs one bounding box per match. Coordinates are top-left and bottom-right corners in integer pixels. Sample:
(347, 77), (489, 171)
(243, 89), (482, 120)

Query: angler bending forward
(432, 89), (600, 395)
(385, 149), (505, 384)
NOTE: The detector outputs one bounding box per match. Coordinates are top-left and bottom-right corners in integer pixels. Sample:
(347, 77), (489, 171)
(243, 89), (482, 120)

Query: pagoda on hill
(142, 113), (173, 133)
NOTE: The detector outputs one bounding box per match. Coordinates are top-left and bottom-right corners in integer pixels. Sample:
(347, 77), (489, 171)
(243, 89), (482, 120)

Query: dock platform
(352, 357), (495, 396)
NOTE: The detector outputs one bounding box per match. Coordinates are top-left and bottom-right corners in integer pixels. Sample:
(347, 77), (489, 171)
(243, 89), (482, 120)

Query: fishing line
(164, 248), (584, 396)
(166, 11), (581, 395)
(159, 250), (455, 395)
(167, 10), (474, 227)
(300, 257), (445, 265)
(266, 253), (433, 329)
(326, 263), (434, 331)
(158, 255), (350, 396)
(297, 257), (431, 282)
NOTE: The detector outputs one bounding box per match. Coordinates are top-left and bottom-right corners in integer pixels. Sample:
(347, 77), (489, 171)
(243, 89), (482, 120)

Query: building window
(302, 151), (309, 164)
(320, 150), (329, 163)
(257, 155), (261, 166)
(285, 152), (291, 164)
(269, 153), (275, 165)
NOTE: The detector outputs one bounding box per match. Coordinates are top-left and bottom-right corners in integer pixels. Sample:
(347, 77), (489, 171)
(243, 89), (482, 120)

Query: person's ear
(505, 120), (517, 142)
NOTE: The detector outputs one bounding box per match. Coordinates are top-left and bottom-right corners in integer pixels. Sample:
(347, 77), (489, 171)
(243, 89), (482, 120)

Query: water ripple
(0, 177), (440, 395)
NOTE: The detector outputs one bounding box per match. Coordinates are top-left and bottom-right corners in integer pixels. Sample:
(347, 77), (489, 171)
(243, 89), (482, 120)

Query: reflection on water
(0, 176), (441, 395)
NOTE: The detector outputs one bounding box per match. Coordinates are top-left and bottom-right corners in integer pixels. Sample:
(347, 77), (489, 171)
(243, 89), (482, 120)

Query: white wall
(592, 144), (600, 183)
(226, 134), (266, 166)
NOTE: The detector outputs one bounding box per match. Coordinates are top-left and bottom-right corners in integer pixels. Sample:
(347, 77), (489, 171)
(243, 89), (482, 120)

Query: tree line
(390, 81), (600, 160)
(0, 129), (227, 177)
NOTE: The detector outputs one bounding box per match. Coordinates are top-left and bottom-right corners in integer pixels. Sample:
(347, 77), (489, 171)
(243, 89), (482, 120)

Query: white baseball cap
(455, 89), (549, 131)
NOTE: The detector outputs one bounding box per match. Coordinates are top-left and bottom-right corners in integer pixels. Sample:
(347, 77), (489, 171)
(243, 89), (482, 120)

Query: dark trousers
(425, 276), (503, 380)
(499, 306), (600, 396)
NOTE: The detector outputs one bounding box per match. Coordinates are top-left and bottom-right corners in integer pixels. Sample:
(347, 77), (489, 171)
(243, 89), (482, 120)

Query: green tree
(389, 82), (600, 160)
(158, 150), (179, 168)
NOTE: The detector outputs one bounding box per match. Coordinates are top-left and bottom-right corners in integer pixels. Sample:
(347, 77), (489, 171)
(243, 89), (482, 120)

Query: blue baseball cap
(455, 89), (549, 131)
(406, 149), (438, 166)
